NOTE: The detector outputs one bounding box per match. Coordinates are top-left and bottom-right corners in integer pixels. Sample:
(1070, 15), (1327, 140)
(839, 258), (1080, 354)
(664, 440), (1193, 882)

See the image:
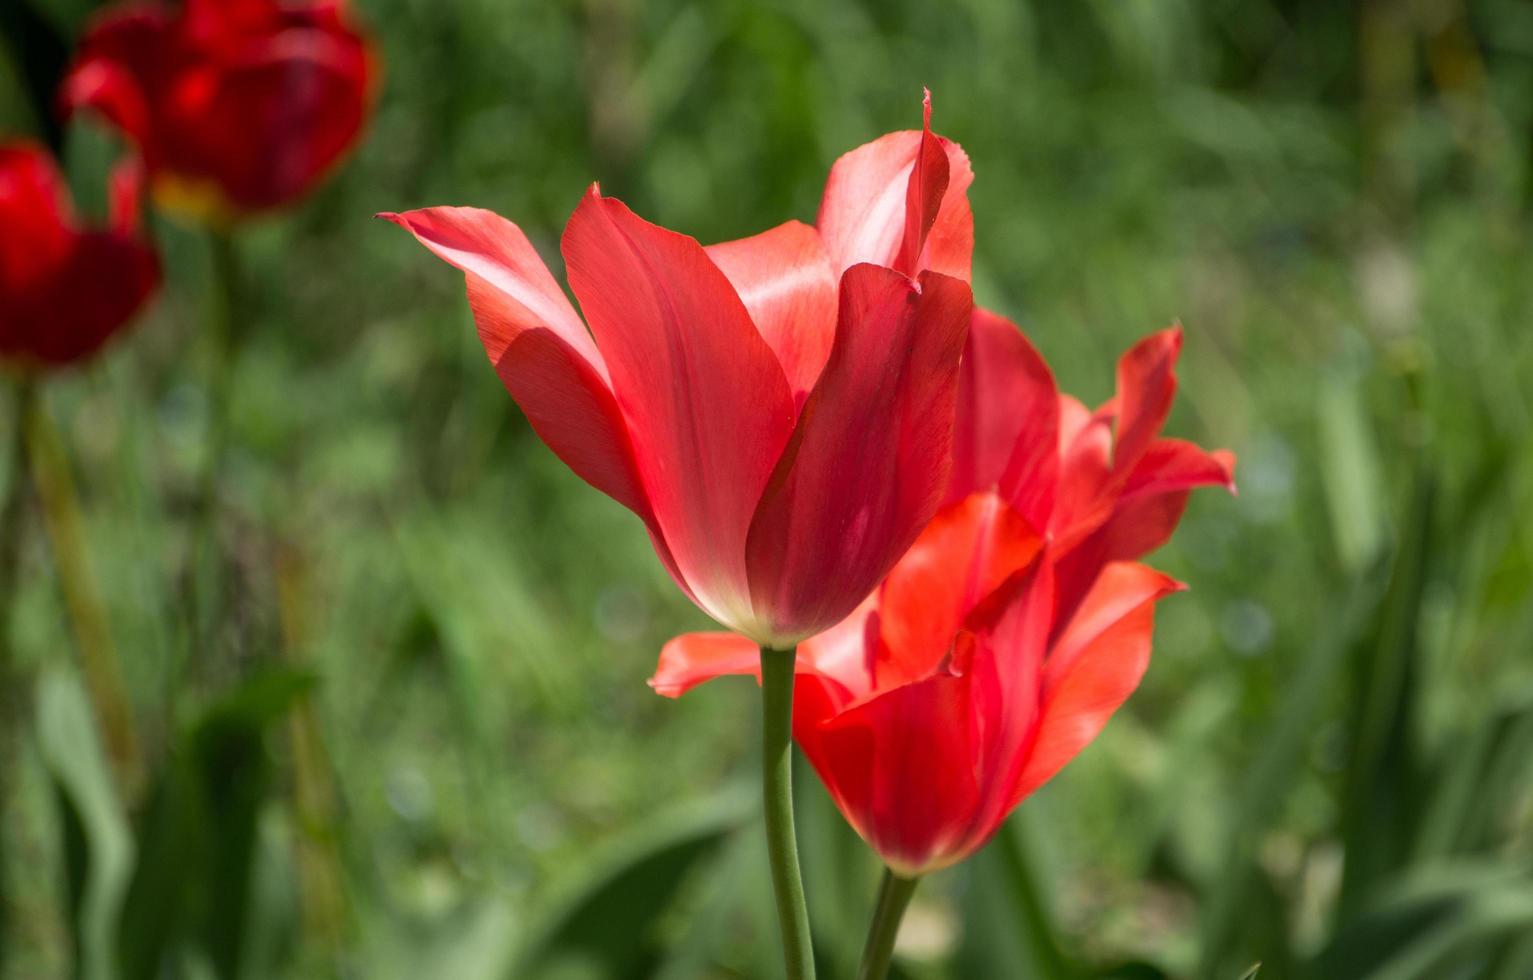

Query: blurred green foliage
(3, 0), (1533, 977)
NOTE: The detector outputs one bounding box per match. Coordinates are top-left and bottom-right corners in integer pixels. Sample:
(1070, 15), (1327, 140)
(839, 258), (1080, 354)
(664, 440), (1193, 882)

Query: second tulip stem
(759, 645), (815, 979)
(857, 868), (919, 980)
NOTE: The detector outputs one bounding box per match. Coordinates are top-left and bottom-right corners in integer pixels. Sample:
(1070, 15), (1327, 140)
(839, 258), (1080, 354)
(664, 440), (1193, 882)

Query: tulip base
(760, 645), (815, 979)
(857, 869), (919, 980)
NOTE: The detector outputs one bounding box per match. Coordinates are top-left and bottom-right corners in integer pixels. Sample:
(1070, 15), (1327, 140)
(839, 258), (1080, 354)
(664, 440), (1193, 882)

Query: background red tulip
(653, 318), (1235, 874)
(0, 141), (160, 369)
(60, 0), (377, 223)
(383, 98), (975, 649)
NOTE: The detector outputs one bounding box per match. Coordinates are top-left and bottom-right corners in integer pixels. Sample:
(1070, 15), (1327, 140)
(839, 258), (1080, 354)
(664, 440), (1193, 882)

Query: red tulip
(0, 141), (160, 369)
(383, 95), (974, 648)
(652, 316), (1234, 874)
(60, 0), (378, 223)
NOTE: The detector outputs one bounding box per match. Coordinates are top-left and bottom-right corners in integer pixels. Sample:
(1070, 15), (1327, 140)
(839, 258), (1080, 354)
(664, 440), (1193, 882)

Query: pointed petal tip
(921, 87), (933, 128)
(1212, 448), (1238, 494)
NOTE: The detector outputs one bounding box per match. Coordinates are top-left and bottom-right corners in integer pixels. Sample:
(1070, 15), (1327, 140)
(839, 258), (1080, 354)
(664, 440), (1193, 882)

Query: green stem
(0, 382), (34, 675)
(26, 389), (142, 799)
(760, 645), (815, 979)
(182, 232), (245, 664)
(857, 868), (919, 980)
(0, 380), (35, 972)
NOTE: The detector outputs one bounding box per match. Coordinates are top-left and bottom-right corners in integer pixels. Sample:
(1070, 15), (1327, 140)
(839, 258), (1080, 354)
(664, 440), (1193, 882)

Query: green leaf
(1312, 863), (1533, 979)
(957, 815), (1080, 980)
(117, 666), (314, 980)
(35, 669), (133, 980)
(510, 788), (750, 980)
(1196, 573), (1386, 976)
(1336, 467), (1435, 920)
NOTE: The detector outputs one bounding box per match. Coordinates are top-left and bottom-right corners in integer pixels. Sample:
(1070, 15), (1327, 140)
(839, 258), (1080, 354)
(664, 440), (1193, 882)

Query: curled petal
(744, 265), (972, 645)
(817, 92), (974, 280)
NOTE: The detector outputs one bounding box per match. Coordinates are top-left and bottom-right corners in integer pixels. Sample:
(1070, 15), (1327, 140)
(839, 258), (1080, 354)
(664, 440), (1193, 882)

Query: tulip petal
(649, 631), (760, 698)
(947, 309), (1059, 527)
(58, 9), (162, 150)
(804, 668), (981, 877)
(1124, 440), (1237, 501)
(817, 95), (974, 280)
(383, 207), (597, 367)
(563, 188), (796, 634)
(0, 143), (160, 367)
(1113, 326), (1183, 474)
(1052, 441), (1234, 621)
(705, 220), (837, 404)
(650, 596), (878, 700)
(743, 265), (972, 644)
(1008, 563), (1181, 808)
(170, 27), (374, 211)
(0, 144), (76, 291)
(875, 492), (1041, 689)
(381, 209), (668, 531)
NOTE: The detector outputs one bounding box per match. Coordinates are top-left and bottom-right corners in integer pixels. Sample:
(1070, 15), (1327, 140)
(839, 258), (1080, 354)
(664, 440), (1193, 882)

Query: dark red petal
(704, 220), (837, 404)
(947, 309), (1059, 528)
(58, 10), (165, 150)
(743, 265), (972, 644)
(562, 188), (796, 636)
(0, 144), (76, 296)
(165, 25), (375, 212)
(1008, 563), (1180, 809)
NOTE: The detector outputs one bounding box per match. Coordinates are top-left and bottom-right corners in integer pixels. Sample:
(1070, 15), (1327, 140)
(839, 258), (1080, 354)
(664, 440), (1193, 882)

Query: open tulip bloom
(383, 95), (974, 651)
(386, 95), (975, 977)
(61, 0), (377, 224)
(654, 314), (1234, 966)
(0, 141), (160, 369)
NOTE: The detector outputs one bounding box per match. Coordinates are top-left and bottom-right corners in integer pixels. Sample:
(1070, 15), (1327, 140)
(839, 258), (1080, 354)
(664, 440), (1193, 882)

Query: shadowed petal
(743, 265), (972, 645)
(705, 220), (837, 404)
(948, 309), (1059, 527)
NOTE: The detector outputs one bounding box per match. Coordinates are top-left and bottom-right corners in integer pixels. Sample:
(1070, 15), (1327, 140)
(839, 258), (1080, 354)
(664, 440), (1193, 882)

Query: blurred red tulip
(384, 95), (974, 648)
(60, 0), (378, 223)
(653, 319), (1234, 875)
(0, 141), (160, 369)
